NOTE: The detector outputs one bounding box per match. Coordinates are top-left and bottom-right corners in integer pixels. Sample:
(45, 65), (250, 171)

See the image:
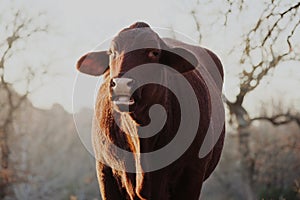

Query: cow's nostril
(110, 79), (116, 88)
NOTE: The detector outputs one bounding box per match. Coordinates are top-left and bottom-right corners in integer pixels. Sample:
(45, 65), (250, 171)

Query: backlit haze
(2, 0), (299, 114)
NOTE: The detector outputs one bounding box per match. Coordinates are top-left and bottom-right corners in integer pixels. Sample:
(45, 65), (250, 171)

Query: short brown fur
(77, 22), (225, 200)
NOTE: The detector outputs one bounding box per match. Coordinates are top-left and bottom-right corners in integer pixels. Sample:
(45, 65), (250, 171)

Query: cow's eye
(148, 50), (160, 59)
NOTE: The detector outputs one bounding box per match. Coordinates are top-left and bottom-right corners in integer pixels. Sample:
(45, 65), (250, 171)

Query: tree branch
(190, 1), (202, 44)
(251, 113), (300, 127)
(233, 1), (300, 106)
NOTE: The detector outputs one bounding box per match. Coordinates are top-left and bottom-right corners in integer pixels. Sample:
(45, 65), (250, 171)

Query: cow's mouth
(112, 95), (135, 106)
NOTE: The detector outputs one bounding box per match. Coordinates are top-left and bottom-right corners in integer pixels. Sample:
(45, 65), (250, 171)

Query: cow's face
(76, 22), (198, 125)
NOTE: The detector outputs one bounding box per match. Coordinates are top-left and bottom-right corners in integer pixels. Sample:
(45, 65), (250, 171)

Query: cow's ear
(76, 51), (109, 76)
(161, 48), (198, 74)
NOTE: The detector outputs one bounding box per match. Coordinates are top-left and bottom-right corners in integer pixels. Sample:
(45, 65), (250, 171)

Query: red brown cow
(76, 22), (225, 200)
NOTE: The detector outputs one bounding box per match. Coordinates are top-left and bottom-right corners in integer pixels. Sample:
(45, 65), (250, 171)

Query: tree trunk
(0, 126), (13, 199)
(238, 127), (256, 200)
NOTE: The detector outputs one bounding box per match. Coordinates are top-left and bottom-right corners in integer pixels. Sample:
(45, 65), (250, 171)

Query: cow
(76, 22), (225, 200)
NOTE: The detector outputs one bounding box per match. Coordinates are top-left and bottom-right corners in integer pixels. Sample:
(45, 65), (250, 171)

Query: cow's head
(76, 22), (198, 125)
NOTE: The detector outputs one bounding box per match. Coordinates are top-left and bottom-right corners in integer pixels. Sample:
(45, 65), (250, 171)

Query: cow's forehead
(111, 28), (162, 52)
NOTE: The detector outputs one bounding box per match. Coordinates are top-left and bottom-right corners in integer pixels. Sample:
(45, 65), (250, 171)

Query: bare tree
(223, 1), (300, 199)
(0, 8), (48, 199)
(186, 0), (300, 199)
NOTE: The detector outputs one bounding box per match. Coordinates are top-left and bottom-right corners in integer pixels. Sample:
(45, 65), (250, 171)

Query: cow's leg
(170, 165), (206, 200)
(96, 161), (124, 200)
(136, 170), (170, 200)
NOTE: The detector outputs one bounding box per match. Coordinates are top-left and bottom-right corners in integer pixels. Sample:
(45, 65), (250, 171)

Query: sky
(1, 0), (300, 115)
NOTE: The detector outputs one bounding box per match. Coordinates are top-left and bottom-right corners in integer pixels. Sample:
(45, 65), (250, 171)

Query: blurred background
(0, 0), (299, 199)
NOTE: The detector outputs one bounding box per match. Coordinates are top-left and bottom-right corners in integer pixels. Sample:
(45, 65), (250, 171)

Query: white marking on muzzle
(112, 78), (135, 105)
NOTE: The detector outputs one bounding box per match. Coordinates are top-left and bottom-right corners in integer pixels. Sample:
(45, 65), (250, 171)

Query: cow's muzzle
(111, 77), (136, 106)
